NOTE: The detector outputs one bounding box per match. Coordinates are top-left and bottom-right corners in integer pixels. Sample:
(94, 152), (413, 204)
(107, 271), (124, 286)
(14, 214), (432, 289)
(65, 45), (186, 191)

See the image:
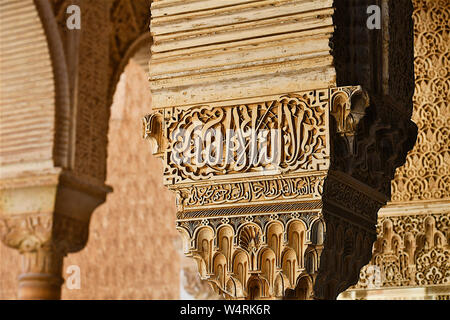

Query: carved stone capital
(0, 169), (110, 299)
(0, 170), (109, 253)
(143, 85), (415, 299)
(145, 0), (416, 300)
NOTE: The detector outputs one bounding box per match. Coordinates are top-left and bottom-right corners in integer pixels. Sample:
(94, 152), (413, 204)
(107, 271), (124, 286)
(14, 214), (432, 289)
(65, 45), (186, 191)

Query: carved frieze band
(144, 86), (364, 186)
(144, 85), (393, 299)
(175, 175), (324, 211)
(323, 174), (385, 224)
(176, 210), (323, 299)
(178, 201), (323, 220)
(391, 0), (450, 203)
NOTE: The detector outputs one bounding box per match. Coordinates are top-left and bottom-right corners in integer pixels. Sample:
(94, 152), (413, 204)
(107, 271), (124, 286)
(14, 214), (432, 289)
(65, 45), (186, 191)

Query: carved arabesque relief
(313, 213), (377, 299)
(391, 0), (450, 202)
(146, 87), (364, 186)
(146, 86), (400, 299)
(158, 89), (332, 185)
(176, 176), (323, 211)
(331, 94), (418, 196)
(356, 214), (449, 288)
(331, 0), (417, 197)
(144, 0), (417, 300)
(0, 209), (92, 296)
(47, 0), (151, 182)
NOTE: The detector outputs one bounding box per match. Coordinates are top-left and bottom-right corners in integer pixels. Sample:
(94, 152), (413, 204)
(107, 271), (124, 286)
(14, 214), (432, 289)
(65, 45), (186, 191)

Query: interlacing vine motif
(351, 0), (450, 292)
(153, 87), (364, 185)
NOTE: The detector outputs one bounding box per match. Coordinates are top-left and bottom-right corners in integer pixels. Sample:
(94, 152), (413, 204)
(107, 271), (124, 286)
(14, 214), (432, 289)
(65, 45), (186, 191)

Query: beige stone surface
(145, 0), (417, 300)
(149, 0), (336, 108)
(62, 60), (179, 299)
(0, 245), (20, 299)
(0, 60), (180, 300)
(0, 0), (446, 301)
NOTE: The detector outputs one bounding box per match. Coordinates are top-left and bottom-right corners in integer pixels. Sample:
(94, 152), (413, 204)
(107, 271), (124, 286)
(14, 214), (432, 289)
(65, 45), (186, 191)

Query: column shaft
(18, 249), (64, 300)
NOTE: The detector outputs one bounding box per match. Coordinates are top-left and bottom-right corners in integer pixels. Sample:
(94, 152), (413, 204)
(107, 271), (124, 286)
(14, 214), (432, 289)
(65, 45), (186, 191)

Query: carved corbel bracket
(143, 111), (166, 157)
(330, 88), (370, 154)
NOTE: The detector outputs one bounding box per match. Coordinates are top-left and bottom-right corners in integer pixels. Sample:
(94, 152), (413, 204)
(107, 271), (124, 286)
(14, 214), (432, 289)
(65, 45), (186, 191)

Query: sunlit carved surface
(0, 0), (446, 301)
(144, 0), (418, 300)
(146, 84), (411, 299)
(391, 0), (449, 203)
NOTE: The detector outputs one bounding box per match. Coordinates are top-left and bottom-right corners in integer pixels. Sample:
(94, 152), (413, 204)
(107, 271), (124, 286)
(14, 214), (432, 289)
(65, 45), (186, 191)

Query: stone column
(144, 0), (417, 299)
(0, 171), (109, 299)
(18, 248), (64, 300)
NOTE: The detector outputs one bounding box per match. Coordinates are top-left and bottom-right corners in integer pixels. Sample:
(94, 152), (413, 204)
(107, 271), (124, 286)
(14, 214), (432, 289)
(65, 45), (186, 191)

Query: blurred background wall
(0, 59), (180, 300)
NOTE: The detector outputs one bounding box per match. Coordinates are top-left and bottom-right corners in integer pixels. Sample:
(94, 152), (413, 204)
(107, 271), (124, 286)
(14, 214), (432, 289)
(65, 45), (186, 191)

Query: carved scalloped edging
(177, 211), (323, 299)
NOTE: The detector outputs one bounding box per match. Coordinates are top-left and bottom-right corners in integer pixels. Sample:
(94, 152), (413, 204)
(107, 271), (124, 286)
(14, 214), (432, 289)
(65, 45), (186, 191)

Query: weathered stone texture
(0, 0), (447, 301)
(62, 60), (179, 299)
(145, 0), (417, 300)
(391, 0), (450, 203)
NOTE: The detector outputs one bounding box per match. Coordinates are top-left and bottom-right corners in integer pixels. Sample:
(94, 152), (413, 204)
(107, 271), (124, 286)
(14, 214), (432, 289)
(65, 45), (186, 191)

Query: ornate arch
(0, 0), (153, 299)
(108, 0), (152, 96)
(45, 0), (152, 181)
